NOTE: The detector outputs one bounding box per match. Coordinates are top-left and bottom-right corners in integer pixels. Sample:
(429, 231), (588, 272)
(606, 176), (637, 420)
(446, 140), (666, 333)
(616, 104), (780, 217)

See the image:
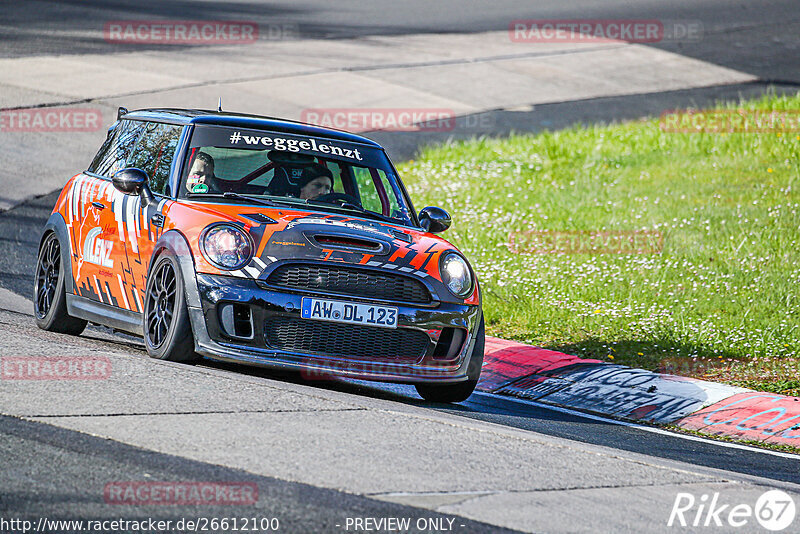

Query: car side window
(352, 166), (399, 214)
(127, 122), (183, 196)
(88, 119), (145, 178)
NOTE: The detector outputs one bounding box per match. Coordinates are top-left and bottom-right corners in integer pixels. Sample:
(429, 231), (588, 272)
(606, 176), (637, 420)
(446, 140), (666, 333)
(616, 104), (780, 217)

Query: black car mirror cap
(419, 206), (451, 234)
(112, 168), (155, 207)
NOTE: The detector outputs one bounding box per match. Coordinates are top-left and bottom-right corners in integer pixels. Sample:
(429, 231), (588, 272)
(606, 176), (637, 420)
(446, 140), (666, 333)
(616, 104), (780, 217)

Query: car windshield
(180, 125), (415, 226)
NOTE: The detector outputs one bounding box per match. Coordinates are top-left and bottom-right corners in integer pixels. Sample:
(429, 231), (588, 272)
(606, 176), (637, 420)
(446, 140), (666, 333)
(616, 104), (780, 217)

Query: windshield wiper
(307, 200), (397, 224)
(186, 192), (279, 208)
(307, 198), (363, 211)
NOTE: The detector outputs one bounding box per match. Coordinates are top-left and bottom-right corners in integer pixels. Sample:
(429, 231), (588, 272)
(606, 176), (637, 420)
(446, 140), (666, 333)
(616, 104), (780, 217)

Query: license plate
(300, 297), (398, 329)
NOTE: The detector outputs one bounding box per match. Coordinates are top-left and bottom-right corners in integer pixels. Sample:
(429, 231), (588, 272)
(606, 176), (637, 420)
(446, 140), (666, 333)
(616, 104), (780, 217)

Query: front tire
(34, 232), (87, 335)
(144, 252), (198, 363)
(415, 314), (485, 403)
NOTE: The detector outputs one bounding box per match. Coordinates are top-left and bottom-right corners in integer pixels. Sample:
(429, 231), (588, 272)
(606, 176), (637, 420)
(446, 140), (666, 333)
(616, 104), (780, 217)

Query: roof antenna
(217, 97), (222, 112)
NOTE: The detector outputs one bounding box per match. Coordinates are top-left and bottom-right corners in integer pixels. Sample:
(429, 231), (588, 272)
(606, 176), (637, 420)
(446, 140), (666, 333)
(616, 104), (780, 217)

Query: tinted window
(88, 120), (145, 178)
(353, 166), (400, 217)
(181, 125), (414, 226)
(127, 122), (183, 195)
(88, 126), (117, 173)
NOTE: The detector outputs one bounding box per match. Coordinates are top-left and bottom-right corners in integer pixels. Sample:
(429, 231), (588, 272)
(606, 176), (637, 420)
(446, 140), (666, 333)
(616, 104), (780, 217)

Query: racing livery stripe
(114, 192), (125, 243)
(132, 287), (143, 313)
(125, 195), (139, 253)
(103, 281), (115, 306)
(67, 176), (77, 222)
(117, 274), (130, 310)
(78, 177), (86, 221)
(93, 276), (104, 304)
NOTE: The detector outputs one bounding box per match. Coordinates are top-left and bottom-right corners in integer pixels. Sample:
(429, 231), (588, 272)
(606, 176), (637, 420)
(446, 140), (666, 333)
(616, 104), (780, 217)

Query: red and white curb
(680, 393), (800, 446)
(479, 337), (800, 448)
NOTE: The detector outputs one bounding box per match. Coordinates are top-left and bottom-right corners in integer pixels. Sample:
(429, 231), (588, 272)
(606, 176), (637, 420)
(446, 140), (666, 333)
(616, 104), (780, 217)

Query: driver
(269, 163), (333, 200)
(185, 152), (220, 193)
(297, 165), (333, 200)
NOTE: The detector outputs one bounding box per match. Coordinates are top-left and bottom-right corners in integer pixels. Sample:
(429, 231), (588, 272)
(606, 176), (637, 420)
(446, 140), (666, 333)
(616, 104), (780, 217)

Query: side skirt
(66, 294), (143, 335)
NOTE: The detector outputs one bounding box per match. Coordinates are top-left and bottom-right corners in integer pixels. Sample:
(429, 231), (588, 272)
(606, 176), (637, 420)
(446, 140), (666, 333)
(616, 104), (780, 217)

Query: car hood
(165, 201), (479, 305)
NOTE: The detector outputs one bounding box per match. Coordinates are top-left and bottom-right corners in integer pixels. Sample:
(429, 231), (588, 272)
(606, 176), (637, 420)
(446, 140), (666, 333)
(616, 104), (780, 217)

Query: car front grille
(266, 263), (431, 304)
(264, 315), (429, 363)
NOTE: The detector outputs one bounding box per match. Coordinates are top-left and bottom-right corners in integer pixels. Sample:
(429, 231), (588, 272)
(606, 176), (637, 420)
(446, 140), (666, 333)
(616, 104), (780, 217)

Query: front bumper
(187, 273), (482, 384)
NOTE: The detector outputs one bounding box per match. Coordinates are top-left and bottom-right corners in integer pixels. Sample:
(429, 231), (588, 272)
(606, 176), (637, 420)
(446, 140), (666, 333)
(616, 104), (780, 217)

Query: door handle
(91, 201), (106, 210)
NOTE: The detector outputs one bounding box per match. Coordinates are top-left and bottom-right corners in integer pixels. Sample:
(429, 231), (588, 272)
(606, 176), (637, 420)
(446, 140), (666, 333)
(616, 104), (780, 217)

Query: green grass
(398, 90), (800, 397)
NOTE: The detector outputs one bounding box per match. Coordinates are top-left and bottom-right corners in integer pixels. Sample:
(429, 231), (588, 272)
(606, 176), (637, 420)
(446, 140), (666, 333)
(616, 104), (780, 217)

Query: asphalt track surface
(0, 194), (798, 532)
(1, 415), (514, 533)
(2, 0), (800, 86)
(2, 1), (800, 531)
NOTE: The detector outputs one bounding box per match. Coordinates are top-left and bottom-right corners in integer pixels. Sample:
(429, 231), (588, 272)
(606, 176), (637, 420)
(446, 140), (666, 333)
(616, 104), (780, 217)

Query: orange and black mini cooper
(35, 108), (483, 402)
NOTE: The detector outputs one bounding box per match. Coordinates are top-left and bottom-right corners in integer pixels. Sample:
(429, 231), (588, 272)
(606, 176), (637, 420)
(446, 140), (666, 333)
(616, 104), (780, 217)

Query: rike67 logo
(669, 490), (796, 531)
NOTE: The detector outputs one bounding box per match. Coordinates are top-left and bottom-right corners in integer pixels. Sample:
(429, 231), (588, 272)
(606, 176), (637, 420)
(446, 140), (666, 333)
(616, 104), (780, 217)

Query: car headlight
(440, 252), (473, 298)
(200, 224), (253, 270)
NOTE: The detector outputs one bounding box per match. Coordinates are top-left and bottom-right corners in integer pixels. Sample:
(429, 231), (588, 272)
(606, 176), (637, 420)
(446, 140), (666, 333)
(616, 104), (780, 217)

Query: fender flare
(40, 212), (75, 294)
(148, 230), (209, 352)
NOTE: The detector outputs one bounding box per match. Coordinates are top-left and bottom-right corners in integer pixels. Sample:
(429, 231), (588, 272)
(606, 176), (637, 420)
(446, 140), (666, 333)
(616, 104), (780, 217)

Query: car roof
(122, 108), (383, 148)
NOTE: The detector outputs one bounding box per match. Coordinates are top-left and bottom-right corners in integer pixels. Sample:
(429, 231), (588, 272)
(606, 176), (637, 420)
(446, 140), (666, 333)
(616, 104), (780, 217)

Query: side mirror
(112, 168), (155, 206)
(419, 206), (451, 234)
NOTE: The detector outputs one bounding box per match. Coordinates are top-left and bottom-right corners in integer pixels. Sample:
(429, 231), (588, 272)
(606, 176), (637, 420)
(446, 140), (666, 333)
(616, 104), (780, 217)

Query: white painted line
(474, 391), (800, 460)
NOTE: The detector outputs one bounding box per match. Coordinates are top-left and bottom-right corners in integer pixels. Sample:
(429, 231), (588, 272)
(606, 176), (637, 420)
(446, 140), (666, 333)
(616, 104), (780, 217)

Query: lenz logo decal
(83, 227), (114, 268)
